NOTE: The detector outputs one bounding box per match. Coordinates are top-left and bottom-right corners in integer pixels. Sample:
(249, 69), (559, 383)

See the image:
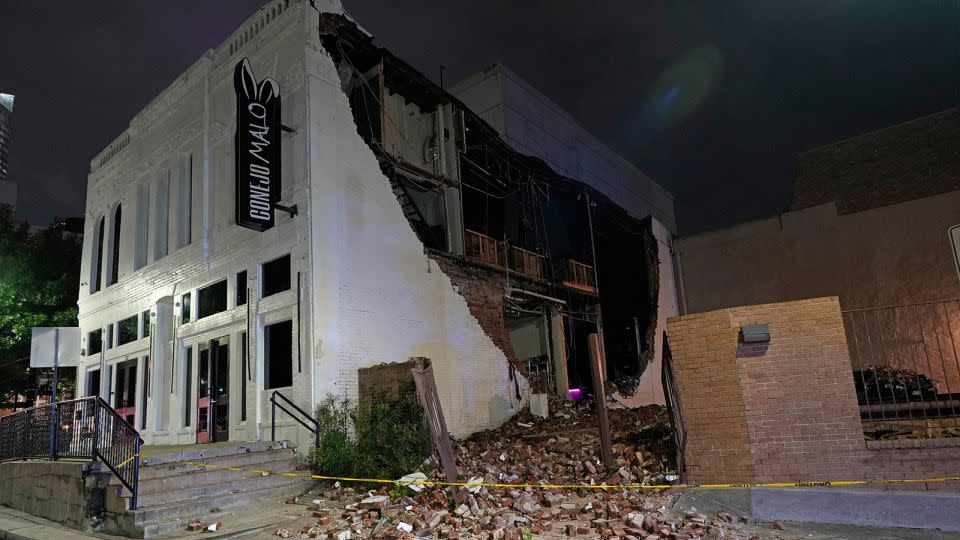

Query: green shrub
(310, 391), (432, 483)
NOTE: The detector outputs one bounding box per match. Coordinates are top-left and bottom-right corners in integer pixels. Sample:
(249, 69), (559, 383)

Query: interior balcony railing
(465, 229), (506, 268)
(509, 245), (545, 281)
(561, 259), (597, 293)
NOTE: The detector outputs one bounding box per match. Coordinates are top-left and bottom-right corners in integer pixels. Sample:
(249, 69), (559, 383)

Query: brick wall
(665, 310), (755, 483)
(432, 254), (524, 372)
(357, 360), (416, 413)
(667, 296), (960, 491)
(792, 107), (960, 214)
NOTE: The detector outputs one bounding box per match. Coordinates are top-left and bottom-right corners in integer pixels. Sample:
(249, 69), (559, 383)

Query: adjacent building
(71, 0), (677, 449)
(0, 93), (15, 208)
(675, 107), (960, 398)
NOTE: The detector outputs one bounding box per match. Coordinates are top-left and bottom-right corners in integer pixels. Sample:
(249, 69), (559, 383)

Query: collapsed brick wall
(357, 360), (417, 413)
(432, 253), (524, 373)
(667, 296), (960, 491)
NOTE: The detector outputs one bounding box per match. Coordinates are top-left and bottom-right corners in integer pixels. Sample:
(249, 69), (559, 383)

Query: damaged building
(71, 0), (678, 450)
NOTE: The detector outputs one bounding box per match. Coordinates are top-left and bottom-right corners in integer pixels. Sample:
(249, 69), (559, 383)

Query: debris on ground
(282, 397), (789, 539)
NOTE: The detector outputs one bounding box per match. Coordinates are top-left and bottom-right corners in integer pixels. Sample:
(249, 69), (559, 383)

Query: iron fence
(660, 332), (686, 475)
(0, 396), (142, 509)
(843, 299), (960, 439)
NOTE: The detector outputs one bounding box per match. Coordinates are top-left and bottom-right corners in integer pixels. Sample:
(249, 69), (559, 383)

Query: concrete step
(135, 470), (305, 508)
(132, 478), (316, 538)
(134, 457), (296, 496)
(140, 440), (290, 465)
(112, 447), (297, 484)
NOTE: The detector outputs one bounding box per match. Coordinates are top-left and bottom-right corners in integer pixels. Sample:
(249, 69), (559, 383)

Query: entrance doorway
(113, 359), (137, 425)
(196, 337), (230, 443)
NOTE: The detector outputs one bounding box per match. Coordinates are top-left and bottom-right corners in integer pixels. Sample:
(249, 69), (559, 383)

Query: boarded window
(261, 254), (291, 298)
(118, 315), (138, 346)
(197, 280), (228, 320)
(264, 320), (293, 389)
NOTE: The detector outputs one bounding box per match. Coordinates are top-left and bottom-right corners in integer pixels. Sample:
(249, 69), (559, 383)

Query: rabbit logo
(234, 58), (282, 232)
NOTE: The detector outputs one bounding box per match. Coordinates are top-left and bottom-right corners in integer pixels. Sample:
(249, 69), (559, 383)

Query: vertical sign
(234, 58), (281, 232)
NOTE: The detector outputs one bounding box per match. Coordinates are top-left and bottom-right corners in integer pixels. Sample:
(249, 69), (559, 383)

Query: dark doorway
(113, 360), (137, 426)
(196, 337), (230, 443)
(563, 316), (598, 395)
(86, 368), (101, 399)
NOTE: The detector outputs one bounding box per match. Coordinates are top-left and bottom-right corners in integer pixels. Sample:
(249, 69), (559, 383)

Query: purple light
(568, 388), (584, 401)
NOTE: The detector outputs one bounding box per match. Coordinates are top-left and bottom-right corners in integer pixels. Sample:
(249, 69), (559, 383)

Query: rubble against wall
(268, 399), (789, 540)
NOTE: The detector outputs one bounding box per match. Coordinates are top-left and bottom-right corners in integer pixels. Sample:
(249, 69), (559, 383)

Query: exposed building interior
(318, 14), (661, 396)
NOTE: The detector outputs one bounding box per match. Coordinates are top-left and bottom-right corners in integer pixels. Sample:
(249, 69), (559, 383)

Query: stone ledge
(866, 437), (960, 450)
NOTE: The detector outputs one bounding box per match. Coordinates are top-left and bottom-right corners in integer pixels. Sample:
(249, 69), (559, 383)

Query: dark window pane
(198, 280), (228, 319)
(93, 217), (104, 293)
(109, 205), (121, 286)
(118, 315), (138, 345)
(87, 330), (102, 356)
(141, 356), (150, 430)
(106, 325), (114, 349)
(240, 332), (247, 421)
(237, 271), (248, 306)
(142, 310), (151, 338)
(199, 347), (209, 399)
(184, 347), (193, 427)
(265, 320), (293, 389)
(182, 293), (191, 323)
(262, 255), (291, 298)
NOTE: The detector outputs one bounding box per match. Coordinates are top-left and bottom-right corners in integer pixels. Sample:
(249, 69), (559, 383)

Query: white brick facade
(77, 0), (526, 448)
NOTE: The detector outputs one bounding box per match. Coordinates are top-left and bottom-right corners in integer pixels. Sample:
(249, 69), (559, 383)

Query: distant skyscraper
(0, 93), (16, 208)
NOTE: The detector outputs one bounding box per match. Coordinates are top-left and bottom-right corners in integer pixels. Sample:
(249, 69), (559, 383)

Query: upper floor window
(261, 254), (291, 298)
(181, 292), (192, 324)
(86, 329), (102, 356)
(176, 154), (192, 249)
(134, 183), (149, 270)
(118, 314), (138, 346)
(236, 271), (248, 306)
(154, 170), (170, 260)
(91, 217), (104, 293)
(108, 205), (121, 286)
(141, 310), (151, 338)
(197, 279), (228, 320)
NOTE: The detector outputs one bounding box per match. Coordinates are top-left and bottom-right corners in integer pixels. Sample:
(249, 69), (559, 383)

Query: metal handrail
(0, 396), (142, 509)
(270, 391), (320, 449)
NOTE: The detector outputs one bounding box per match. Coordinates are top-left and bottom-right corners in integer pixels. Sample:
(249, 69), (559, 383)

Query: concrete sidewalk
(0, 505), (107, 540)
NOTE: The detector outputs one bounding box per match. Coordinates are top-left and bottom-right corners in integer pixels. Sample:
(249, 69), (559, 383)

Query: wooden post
(588, 333), (615, 469)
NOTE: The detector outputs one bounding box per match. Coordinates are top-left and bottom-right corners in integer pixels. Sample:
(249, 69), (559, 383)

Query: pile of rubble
(274, 399), (773, 540)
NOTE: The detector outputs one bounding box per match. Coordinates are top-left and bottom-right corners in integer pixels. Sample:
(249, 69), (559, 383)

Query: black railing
(843, 299), (960, 440)
(270, 391), (319, 449)
(0, 396), (142, 509)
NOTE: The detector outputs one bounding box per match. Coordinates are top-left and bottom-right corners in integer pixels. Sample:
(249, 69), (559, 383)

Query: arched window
(91, 216), (105, 293)
(109, 204), (122, 286)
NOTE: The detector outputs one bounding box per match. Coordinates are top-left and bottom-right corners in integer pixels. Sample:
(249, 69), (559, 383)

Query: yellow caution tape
(116, 453), (140, 469)
(139, 454), (960, 490)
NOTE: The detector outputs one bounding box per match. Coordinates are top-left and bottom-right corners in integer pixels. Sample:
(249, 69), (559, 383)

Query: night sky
(2, 1), (957, 234)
